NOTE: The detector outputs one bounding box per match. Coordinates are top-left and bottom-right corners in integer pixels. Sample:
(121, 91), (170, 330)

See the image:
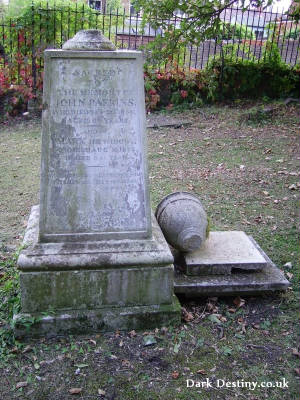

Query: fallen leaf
(172, 371), (179, 379)
(69, 388), (82, 395)
(206, 302), (215, 312)
(228, 308), (236, 313)
(283, 262), (292, 269)
(10, 346), (19, 354)
(74, 363), (89, 368)
(196, 369), (206, 375)
(173, 343), (180, 354)
(16, 381), (28, 389)
(294, 368), (300, 376)
(286, 272), (293, 279)
(292, 349), (300, 357)
(22, 345), (32, 353)
(289, 184), (297, 190)
(182, 307), (194, 322)
(208, 314), (222, 324)
(233, 296), (245, 308)
(121, 359), (131, 368)
(119, 340), (124, 347)
(252, 324), (260, 329)
(89, 339), (97, 346)
(129, 330), (137, 338)
(98, 389), (106, 396)
(143, 335), (157, 346)
(222, 346), (232, 356)
(254, 215), (263, 223)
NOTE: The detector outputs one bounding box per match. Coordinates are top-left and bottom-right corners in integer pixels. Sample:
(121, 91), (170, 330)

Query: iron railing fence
(0, 2), (299, 91)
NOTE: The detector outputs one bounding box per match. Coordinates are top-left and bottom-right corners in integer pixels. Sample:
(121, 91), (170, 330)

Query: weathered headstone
(14, 31), (180, 336)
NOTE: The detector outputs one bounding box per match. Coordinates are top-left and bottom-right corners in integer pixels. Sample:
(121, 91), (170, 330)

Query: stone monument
(14, 30), (180, 336)
(154, 192), (289, 297)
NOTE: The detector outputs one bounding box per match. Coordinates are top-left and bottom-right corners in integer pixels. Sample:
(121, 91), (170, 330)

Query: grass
(0, 101), (299, 399)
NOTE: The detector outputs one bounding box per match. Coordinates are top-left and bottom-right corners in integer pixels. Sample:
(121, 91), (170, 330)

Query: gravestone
(14, 30), (180, 336)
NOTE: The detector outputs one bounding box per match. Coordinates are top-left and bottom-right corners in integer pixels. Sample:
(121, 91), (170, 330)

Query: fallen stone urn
(155, 192), (208, 252)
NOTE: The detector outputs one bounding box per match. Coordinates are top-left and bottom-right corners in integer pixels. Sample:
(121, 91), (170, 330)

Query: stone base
(174, 233), (289, 297)
(183, 231), (267, 275)
(14, 295), (181, 338)
(15, 206), (181, 336)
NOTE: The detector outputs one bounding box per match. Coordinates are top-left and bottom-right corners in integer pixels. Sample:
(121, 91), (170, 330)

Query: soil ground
(0, 101), (299, 400)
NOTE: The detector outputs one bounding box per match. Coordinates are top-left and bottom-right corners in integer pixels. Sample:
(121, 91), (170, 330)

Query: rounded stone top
(62, 29), (116, 51)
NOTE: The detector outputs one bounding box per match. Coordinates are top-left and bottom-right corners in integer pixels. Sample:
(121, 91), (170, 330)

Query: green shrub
(204, 42), (300, 101)
(2, 0), (112, 55)
(284, 27), (300, 39)
(220, 22), (255, 40)
(144, 65), (207, 111)
(0, 0), (120, 118)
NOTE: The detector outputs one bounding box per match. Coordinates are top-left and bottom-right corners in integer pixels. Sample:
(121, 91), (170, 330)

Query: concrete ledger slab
(175, 232), (289, 296)
(15, 206), (181, 337)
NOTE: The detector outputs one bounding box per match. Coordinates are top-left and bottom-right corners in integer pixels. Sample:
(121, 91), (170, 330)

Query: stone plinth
(15, 206), (180, 336)
(174, 232), (289, 296)
(15, 31), (180, 336)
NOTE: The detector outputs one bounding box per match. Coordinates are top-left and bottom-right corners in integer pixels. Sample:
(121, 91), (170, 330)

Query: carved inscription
(42, 57), (149, 235)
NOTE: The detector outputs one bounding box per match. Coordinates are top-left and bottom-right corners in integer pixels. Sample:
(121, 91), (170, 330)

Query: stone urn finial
(62, 29), (116, 51)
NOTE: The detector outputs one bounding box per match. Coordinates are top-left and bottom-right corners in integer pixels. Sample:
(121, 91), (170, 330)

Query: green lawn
(0, 102), (299, 399)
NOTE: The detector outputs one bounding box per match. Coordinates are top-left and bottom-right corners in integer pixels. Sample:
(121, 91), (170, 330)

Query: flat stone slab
(183, 231), (267, 275)
(175, 236), (289, 296)
(146, 114), (191, 129)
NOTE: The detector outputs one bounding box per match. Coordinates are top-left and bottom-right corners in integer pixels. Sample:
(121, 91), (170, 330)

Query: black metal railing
(0, 2), (299, 91)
